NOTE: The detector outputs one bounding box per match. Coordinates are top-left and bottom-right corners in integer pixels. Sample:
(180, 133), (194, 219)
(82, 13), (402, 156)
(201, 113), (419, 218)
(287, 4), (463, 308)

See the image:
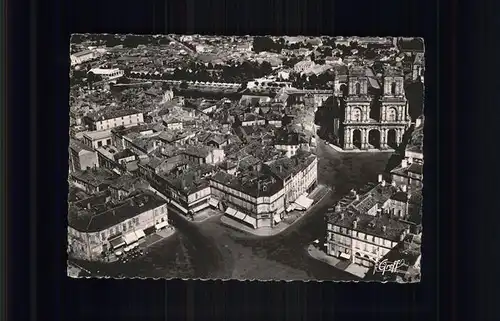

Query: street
(74, 140), (391, 280)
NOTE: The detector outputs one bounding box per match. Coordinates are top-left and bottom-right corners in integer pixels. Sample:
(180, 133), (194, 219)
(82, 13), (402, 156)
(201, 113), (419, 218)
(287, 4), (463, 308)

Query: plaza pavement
(307, 245), (369, 279)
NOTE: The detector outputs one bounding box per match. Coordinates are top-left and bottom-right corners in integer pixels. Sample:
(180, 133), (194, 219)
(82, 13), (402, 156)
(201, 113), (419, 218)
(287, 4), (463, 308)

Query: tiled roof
(113, 149), (136, 161)
(407, 163), (423, 175)
(83, 130), (112, 141)
(390, 191), (409, 203)
(71, 168), (118, 187)
(111, 124), (156, 137)
(211, 169), (283, 198)
(87, 109), (142, 122)
(180, 145), (211, 158)
(68, 191), (166, 233)
(72, 50), (94, 57)
(147, 156), (166, 169)
(274, 132), (299, 146)
(161, 163), (215, 194)
(69, 139), (94, 153)
(267, 152), (316, 181)
(326, 210), (410, 242)
(109, 175), (149, 191)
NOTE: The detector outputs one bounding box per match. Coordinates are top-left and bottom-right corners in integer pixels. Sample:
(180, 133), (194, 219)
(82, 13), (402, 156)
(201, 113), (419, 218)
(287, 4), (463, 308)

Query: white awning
(155, 221), (169, 230)
(123, 232), (138, 245)
(340, 252), (351, 260)
(191, 201), (209, 213)
(115, 250), (123, 256)
(225, 207), (237, 217)
(235, 211), (246, 220)
(208, 198), (219, 208)
(135, 229), (145, 239)
(295, 194), (314, 210)
(170, 200), (188, 214)
(286, 203), (296, 212)
(110, 237), (125, 249)
(274, 214), (282, 224)
(243, 215), (257, 229)
(124, 246), (132, 252)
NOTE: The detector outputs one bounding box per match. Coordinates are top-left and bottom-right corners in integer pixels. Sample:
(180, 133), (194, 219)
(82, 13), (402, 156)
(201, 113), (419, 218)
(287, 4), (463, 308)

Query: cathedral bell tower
(378, 66), (409, 149)
(342, 66), (372, 149)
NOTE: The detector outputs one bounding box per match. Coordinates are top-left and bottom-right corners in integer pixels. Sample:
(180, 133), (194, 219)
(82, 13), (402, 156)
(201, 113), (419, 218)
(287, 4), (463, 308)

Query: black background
(6, 0), (494, 319)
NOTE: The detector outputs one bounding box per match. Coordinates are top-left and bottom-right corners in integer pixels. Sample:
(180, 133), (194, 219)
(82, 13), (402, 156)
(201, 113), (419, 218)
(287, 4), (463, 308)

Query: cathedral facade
(341, 65), (410, 151)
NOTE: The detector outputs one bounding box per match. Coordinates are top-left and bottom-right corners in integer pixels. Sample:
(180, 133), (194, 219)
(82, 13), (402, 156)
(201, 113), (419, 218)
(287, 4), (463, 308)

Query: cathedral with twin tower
(337, 64), (410, 151)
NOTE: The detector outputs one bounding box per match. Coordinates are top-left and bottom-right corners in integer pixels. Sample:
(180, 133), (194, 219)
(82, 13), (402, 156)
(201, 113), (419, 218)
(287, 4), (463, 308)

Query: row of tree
(126, 60), (274, 84)
(71, 34), (172, 48)
(291, 72), (335, 90)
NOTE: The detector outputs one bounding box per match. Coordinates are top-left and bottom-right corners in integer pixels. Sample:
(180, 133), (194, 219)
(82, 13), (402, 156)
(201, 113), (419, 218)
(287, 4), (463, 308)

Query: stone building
(341, 65), (410, 151)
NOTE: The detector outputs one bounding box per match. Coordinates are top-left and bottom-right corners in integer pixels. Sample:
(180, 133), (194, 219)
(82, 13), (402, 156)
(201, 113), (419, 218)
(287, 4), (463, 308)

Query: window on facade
(128, 221), (133, 228)
(355, 82), (361, 95)
(101, 232), (105, 240)
(351, 108), (362, 121)
(391, 82), (397, 95)
(123, 224), (127, 231)
(97, 141), (103, 148)
(387, 108), (397, 121)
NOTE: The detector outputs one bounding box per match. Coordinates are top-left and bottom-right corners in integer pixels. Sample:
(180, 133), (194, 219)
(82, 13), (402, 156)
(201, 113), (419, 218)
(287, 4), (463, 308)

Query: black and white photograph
(67, 34), (424, 282)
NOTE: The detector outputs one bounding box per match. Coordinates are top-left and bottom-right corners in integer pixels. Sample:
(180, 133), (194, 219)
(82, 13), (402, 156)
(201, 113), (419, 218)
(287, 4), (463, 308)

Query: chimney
(378, 174), (383, 182)
(340, 213), (344, 219)
(87, 203), (91, 210)
(377, 208), (382, 216)
(353, 219), (358, 229)
(391, 180), (396, 187)
(279, 165), (283, 172)
(401, 159), (408, 168)
(382, 225), (387, 233)
(381, 180), (386, 187)
(355, 195), (360, 201)
(401, 185), (407, 192)
(335, 204), (341, 213)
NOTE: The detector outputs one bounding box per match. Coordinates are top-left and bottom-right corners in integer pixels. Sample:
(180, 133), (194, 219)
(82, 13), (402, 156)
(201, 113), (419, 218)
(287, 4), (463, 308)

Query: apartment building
(68, 190), (168, 261)
(69, 139), (98, 172)
(211, 151), (318, 228)
(84, 109), (144, 131)
(325, 177), (413, 268)
(210, 170), (285, 229)
(88, 68), (124, 80)
(82, 130), (113, 149)
(70, 50), (96, 66)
